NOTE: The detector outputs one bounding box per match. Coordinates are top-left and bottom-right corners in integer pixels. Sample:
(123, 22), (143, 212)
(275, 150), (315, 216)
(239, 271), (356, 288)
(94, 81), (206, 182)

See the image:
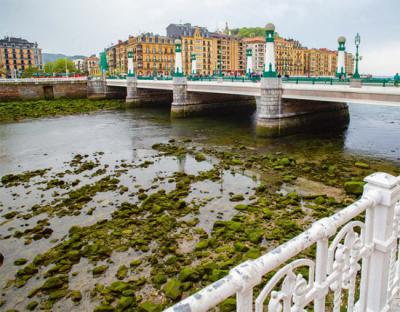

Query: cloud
(0, 0), (398, 75)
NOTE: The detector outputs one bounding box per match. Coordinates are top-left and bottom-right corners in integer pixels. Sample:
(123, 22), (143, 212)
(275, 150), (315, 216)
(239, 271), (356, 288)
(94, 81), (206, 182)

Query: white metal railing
(165, 172), (400, 312)
(0, 77), (87, 83)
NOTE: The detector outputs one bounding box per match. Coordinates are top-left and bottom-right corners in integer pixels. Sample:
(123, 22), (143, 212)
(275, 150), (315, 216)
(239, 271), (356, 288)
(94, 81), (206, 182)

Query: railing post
(237, 289), (253, 312)
(359, 172), (400, 311)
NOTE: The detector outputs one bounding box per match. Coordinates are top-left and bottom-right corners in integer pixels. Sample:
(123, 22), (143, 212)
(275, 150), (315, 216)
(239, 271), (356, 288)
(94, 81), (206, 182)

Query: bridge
(105, 78), (400, 106)
(86, 76), (400, 137)
(88, 22), (400, 137)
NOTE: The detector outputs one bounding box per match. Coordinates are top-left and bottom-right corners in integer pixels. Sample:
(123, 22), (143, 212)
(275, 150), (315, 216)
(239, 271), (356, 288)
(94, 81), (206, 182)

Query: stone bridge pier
(87, 79), (125, 100)
(126, 76), (172, 107)
(171, 77), (255, 118)
(256, 78), (350, 137)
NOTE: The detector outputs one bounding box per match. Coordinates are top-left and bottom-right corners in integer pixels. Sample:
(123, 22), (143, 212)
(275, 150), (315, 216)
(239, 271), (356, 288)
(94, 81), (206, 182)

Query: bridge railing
(361, 77), (396, 87)
(282, 77), (351, 85)
(166, 172), (400, 312)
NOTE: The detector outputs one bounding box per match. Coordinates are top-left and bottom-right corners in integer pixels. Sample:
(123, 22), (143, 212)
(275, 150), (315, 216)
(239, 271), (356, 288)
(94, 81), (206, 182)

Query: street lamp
(353, 33), (361, 79)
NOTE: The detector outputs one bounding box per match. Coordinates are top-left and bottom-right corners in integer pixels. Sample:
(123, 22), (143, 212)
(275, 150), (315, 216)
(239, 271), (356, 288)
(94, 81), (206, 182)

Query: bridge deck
(106, 79), (400, 106)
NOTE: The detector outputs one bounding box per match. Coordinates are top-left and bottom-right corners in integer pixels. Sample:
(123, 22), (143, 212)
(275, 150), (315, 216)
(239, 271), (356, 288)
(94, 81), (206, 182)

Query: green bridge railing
(106, 75), (399, 87)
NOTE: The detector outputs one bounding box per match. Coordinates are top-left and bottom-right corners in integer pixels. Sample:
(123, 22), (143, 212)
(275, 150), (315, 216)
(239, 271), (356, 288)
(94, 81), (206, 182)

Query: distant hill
(42, 53), (87, 64)
(230, 27), (265, 38)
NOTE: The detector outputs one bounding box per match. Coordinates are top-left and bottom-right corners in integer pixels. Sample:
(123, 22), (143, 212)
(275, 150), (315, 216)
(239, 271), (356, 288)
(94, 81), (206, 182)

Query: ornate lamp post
(353, 33), (361, 79)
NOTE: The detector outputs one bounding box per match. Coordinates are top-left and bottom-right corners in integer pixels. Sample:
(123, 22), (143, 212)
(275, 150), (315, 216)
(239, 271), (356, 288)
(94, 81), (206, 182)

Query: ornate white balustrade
(165, 172), (400, 312)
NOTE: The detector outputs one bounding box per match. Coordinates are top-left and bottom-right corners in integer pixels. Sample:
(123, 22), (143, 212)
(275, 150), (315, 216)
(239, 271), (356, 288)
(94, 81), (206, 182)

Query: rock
(279, 158), (291, 166)
(195, 240), (208, 250)
(139, 301), (163, 312)
(229, 194), (244, 202)
(194, 153), (206, 162)
(70, 290), (82, 302)
(178, 267), (199, 282)
(26, 301), (39, 310)
(92, 265), (108, 276)
(234, 242), (249, 252)
(48, 289), (68, 300)
(3, 211), (17, 219)
(130, 259), (142, 267)
(0, 253), (3, 267)
(117, 296), (134, 310)
(234, 204), (247, 211)
(355, 162), (370, 169)
(116, 265), (128, 280)
(14, 258), (28, 266)
(162, 278), (182, 300)
(41, 276), (65, 290)
(262, 208), (272, 219)
(94, 305), (114, 312)
(314, 196), (326, 205)
(344, 181), (365, 195)
(109, 281), (129, 293)
(152, 273), (167, 285)
(247, 230), (263, 243)
(244, 248), (261, 259)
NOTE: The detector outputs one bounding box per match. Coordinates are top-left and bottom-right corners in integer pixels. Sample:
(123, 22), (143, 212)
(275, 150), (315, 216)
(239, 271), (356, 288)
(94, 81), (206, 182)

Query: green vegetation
(0, 99), (123, 121)
(44, 58), (77, 74)
(0, 140), (398, 311)
(231, 27), (268, 38)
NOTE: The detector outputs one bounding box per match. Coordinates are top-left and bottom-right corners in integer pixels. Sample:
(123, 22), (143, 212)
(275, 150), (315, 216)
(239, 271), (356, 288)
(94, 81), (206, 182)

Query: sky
(0, 0), (399, 75)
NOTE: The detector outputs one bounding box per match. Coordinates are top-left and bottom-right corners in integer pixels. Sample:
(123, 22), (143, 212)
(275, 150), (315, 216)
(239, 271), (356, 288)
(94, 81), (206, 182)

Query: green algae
(0, 99), (123, 122)
(2, 141), (399, 311)
(1, 169), (49, 187)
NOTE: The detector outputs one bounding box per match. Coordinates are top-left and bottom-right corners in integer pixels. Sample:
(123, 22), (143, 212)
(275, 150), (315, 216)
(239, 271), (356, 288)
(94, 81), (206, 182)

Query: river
(0, 102), (399, 311)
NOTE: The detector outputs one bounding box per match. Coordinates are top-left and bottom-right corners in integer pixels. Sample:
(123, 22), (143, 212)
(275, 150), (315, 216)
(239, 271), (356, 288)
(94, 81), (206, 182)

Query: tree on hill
(231, 27), (266, 38)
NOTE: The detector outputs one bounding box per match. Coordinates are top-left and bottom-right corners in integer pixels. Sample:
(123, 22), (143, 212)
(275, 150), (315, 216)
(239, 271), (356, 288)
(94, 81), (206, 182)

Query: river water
(0, 103), (399, 175)
(0, 102), (399, 311)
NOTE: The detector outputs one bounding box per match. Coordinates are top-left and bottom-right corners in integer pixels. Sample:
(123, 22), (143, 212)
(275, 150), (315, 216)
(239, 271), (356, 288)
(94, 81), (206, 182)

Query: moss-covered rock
(344, 181), (365, 195)
(139, 301), (163, 312)
(26, 301), (39, 310)
(70, 290), (82, 302)
(162, 278), (182, 300)
(14, 258), (28, 266)
(116, 265), (128, 280)
(92, 265), (108, 276)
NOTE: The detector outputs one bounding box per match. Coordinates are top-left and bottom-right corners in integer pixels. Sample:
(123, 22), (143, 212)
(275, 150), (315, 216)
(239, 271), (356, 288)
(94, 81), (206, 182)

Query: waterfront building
(167, 23), (245, 75)
(105, 40), (128, 75)
(0, 36), (43, 78)
(242, 37), (265, 74)
(210, 32), (245, 75)
(130, 33), (175, 76)
(85, 55), (100, 76)
(73, 58), (86, 72)
(244, 34), (352, 77)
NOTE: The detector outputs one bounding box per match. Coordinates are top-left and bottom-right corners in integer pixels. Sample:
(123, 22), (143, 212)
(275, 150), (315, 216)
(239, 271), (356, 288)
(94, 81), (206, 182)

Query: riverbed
(0, 102), (399, 311)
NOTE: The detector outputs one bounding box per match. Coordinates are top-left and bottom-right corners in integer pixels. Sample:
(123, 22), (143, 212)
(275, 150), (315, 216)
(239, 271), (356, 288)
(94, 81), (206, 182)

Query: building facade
(131, 34), (175, 76)
(73, 58), (86, 72)
(0, 37), (43, 78)
(103, 24), (353, 78)
(244, 35), (352, 77)
(85, 55), (100, 76)
(167, 23), (245, 76)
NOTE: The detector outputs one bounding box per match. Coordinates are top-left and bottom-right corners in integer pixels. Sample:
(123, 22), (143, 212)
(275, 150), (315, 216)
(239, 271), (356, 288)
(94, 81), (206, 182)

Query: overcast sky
(1, 0), (399, 75)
